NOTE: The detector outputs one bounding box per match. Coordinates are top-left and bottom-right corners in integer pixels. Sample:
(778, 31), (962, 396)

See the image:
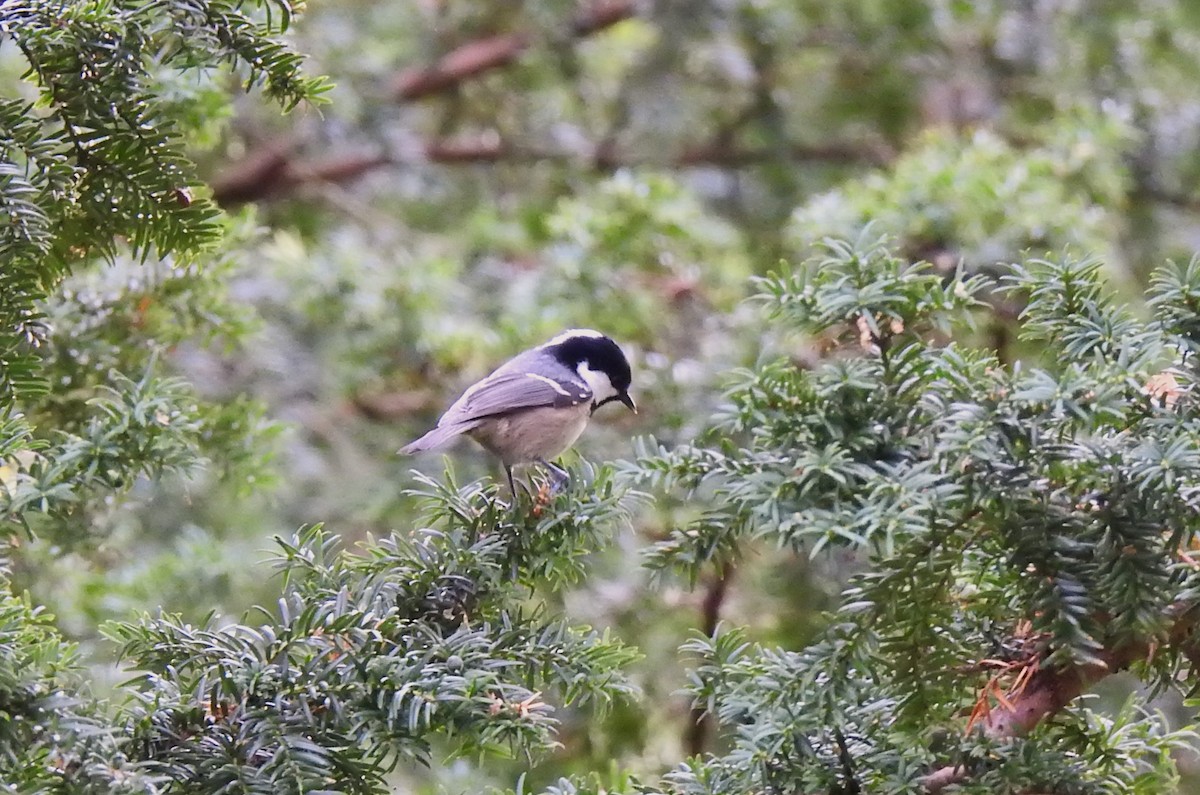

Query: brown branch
(675, 141), (894, 168)
(211, 136), (892, 206)
(415, 138), (893, 169)
(208, 139), (296, 205)
(570, 0), (636, 36)
(919, 765), (967, 793)
(1135, 185), (1200, 214)
(347, 389), (437, 422)
(921, 603), (1200, 793)
(390, 0), (636, 102)
(684, 570), (733, 757)
(211, 143), (393, 205)
(391, 33), (530, 100)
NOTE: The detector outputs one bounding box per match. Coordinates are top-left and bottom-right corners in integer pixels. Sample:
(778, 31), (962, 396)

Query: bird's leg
(502, 465), (536, 508)
(505, 464), (518, 500)
(537, 459), (570, 493)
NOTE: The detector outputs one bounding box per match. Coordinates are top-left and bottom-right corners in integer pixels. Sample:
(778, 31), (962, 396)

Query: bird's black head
(543, 329), (636, 412)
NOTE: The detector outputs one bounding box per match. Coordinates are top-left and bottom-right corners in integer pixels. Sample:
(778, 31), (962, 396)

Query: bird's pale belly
(468, 403), (591, 464)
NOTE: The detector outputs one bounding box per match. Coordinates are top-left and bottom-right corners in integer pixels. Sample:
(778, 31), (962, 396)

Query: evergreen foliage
(620, 235), (1200, 793)
(0, 589), (146, 793)
(0, 0), (321, 550)
(2, 469), (638, 792)
(0, 0), (327, 404)
(11, 1), (1200, 794)
(786, 126), (1129, 267)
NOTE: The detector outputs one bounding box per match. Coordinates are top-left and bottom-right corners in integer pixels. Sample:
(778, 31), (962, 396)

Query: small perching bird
(400, 329), (636, 494)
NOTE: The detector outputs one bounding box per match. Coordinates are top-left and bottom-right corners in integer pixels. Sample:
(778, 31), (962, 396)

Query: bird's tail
(399, 421), (478, 455)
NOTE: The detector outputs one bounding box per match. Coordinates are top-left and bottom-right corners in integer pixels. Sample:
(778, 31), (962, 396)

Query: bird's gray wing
(439, 370), (591, 425)
(400, 371), (590, 455)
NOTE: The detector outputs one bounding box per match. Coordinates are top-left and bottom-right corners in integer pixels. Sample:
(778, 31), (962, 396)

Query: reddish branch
(921, 603), (1200, 793)
(685, 571), (733, 756)
(1136, 185), (1200, 213)
(210, 136), (892, 206)
(210, 140), (392, 205)
(390, 0), (636, 101)
(208, 140), (295, 205)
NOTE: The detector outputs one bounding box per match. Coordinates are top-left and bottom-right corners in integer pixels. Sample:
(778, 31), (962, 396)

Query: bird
(400, 329), (636, 495)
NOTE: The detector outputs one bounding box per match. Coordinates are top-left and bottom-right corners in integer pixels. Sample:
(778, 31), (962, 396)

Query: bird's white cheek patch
(577, 361), (617, 402)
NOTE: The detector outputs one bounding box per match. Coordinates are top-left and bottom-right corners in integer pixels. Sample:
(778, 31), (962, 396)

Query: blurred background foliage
(11, 0), (1200, 791)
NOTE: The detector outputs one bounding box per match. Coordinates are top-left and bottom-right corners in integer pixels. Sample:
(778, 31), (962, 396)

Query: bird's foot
(537, 459), (570, 494)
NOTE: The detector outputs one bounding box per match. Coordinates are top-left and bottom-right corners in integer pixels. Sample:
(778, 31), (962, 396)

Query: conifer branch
(921, 602), (1200, 792)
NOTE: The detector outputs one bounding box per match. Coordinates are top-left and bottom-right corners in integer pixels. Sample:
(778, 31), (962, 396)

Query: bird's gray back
(436, 348), (590, 428)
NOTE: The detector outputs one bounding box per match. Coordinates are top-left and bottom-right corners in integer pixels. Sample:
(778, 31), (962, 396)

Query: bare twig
(389, 0), (636, 102)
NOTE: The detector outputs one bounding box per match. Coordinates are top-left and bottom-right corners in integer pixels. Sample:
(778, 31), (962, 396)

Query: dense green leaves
(0, 0), (326, 405)
(620, 235), (1200, 793)
(0, 591), (153, 793)
(0, 364), (275, 545)
(1, 469), (640, 792)
(787, 128), (1128, 270)
(12, 0), (1200, 792)
(109, 476), (637, 791)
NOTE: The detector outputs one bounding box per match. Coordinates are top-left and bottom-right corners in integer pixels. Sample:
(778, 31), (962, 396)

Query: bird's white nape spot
(525, 372), (572, 397)
(545, 328), (606, 346)
(577, 361), (617, 402)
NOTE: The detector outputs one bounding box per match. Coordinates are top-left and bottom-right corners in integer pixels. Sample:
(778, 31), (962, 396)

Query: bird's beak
(619, 391), (637, 413)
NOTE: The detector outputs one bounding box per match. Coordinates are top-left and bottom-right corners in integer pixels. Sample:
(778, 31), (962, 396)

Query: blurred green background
(11, 0), (1200, 790)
